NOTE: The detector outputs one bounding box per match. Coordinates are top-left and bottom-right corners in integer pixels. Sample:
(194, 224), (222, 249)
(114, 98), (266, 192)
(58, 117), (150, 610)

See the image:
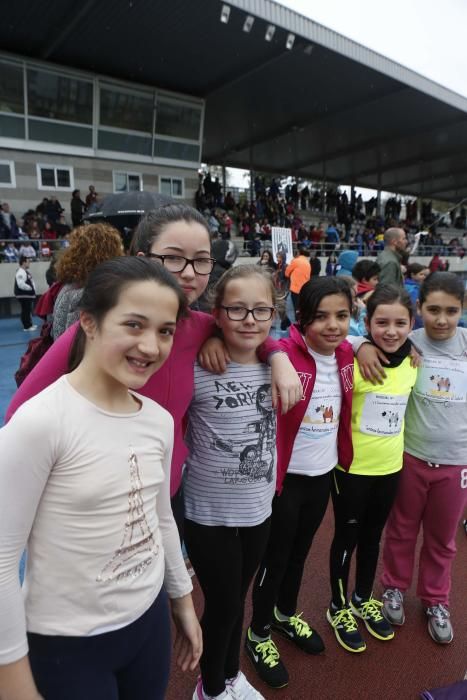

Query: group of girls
(0, 202), (465, 700)
(0, 204), (300, 700)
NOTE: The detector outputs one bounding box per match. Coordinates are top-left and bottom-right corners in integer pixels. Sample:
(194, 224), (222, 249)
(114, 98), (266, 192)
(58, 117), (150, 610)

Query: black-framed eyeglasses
(146, 253), (216, 275)
(220, 305), (275, 321)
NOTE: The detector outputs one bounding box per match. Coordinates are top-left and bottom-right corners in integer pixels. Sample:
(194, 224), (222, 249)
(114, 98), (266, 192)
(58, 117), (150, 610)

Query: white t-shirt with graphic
(288, 346), (342, 477)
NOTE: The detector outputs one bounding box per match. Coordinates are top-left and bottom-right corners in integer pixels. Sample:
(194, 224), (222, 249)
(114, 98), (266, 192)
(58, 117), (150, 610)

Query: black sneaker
(245, 628), (289, 689)
(350, 594), (394, 641)
(326, 606), (366, 653)
(271, 609), (325, 654)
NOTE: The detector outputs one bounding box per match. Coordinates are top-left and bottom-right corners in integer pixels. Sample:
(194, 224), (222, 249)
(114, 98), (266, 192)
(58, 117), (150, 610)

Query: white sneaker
(192, 677), (233, 700)
(24, 325), (38, 331)
(226, 671), (265, 700)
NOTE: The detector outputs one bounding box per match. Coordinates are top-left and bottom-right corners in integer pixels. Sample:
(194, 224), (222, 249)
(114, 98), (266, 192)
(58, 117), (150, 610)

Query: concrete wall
(0, 147), (199, 221)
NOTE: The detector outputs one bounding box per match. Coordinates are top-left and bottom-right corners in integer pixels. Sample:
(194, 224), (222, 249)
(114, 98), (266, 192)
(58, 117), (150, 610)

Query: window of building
(27, 68), (93, 124)
(160, 177), (184, 198)
(36, 164), (74, 191)
(113, 171), (143, 193)
(100, 87), (153, 133)
(0, 160), (16, 188)
(156, 99), (201, 141)
(0, 61), (24, 114)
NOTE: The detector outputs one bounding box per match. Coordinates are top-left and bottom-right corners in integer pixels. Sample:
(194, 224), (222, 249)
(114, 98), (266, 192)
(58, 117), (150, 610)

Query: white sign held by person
(272, 227), (293, 264)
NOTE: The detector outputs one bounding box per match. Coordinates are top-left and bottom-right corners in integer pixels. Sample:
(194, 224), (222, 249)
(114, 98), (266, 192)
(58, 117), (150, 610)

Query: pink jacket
(6, 311), (280, 496)
(275, 324), (354, 493)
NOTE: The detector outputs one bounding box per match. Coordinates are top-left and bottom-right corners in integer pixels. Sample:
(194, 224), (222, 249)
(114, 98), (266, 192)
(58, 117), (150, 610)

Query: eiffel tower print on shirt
(97, 451), (159, 583)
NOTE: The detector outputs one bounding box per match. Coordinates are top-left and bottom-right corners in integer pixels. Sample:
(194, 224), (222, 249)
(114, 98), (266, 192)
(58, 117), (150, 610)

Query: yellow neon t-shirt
(339, 356), (417, 476)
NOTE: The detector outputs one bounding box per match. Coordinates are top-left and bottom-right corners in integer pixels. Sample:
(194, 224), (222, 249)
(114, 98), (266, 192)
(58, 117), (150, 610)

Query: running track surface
(1, 317), (466, 700)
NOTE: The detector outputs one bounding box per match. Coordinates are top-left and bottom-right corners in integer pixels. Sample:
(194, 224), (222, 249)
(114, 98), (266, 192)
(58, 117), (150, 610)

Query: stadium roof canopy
(2, 0), (467, 201)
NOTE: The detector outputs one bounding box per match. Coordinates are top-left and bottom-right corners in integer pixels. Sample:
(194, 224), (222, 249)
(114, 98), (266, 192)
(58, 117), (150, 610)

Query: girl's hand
(356, 343), (389, 384)
(171, 594), (203, 672)
(0, 657), (44, 700)
(410, 344), (422, 368)
(198, 337), (231, 374)
(270, 352), (303, 413)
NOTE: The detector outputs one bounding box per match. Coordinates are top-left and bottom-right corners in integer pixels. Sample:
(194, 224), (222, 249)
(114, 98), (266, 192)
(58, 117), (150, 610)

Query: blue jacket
(336, 250), (358, 277)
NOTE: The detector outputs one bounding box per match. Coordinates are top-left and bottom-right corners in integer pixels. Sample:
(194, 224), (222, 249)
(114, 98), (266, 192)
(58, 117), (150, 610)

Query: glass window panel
(57, 169), (71, 188)
(98, 129), (152, 156)
(0, 163), (12, 184)
(40, 168), (56, 187)
(100, 88), (153, 133)
(0, 114), (25, 139)
(128, 174), (142, 191)
(172, 179), (183, 196)
(114, 172), (128, 192)
(29, 119), (92, 147)
(27, 69), (93, 124)
(160, 178), (172, 196)
(154, 138), (199, 162)
(0, 62), (24, 114)
(156, 100), (201, 140)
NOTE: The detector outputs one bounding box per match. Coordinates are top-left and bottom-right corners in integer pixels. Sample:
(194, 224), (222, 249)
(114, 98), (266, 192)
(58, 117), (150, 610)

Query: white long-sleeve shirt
(0, 376), (192, 664)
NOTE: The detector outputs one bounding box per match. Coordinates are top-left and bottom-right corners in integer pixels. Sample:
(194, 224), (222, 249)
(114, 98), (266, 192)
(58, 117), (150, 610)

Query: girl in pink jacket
(246, 276), (354, 690)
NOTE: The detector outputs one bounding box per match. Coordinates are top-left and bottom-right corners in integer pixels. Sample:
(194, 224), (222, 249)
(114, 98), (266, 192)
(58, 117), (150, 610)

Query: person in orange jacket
(285, 247), (311, 311)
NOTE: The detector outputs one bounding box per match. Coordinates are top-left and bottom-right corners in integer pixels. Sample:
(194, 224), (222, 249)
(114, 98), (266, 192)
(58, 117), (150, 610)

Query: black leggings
(28, 589), (171, 700)
(251, 472), (331, 637)
(329, 469), (401, 607)
(184, 517), (270, 697)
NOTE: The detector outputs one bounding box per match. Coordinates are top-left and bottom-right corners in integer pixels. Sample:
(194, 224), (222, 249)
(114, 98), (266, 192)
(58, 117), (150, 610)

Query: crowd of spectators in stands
(195, 173), (467, 261)
(0, 186), (99, 263)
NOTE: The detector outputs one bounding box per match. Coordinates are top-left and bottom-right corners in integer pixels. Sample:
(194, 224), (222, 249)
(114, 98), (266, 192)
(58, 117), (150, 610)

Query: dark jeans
(329, 469), (401, 607)
(19, 297), (33, 329)
(28, 589), (171, 700)
(184, 517), (270, 697)
(251, 471), (331, 637)
(290, 291), (299, 312)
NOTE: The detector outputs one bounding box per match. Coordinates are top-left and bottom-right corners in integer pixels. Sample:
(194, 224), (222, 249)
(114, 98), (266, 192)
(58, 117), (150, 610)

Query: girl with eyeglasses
(184, 265), (278, 700)
(6, 205), (302, 543)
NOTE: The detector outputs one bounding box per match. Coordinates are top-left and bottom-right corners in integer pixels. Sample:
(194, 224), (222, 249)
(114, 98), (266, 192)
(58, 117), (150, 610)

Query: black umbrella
(83, 191), (175, 248)
(85, 191), (175, 219)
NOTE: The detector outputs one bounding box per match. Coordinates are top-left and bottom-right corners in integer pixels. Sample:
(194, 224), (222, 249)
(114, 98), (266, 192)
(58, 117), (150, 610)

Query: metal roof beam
(206, 84), (409, 162)
(289, 115), (467, 174)
(41, 0), (98, 60)
(422, 180), (467, 196)
(204, 46), (293, 96)
(381, 159), (467, 191)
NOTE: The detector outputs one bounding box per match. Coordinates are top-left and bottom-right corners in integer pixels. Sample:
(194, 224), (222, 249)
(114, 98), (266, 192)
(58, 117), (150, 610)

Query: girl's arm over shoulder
(6, 322), (78, 422)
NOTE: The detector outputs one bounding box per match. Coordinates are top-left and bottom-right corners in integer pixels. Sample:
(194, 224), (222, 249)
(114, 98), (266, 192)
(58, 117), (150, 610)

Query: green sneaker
(350, 594), (394, 641)
(326, 606), (366, 653)
(245, 628), (289, 689)
(271, 609), (324, 654)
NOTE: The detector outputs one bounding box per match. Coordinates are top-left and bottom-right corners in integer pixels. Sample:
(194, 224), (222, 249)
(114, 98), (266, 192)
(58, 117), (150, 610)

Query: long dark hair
(130, 204), (210, 255)
(298, 276), (352, 332)
(68, 257), (187, 371)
